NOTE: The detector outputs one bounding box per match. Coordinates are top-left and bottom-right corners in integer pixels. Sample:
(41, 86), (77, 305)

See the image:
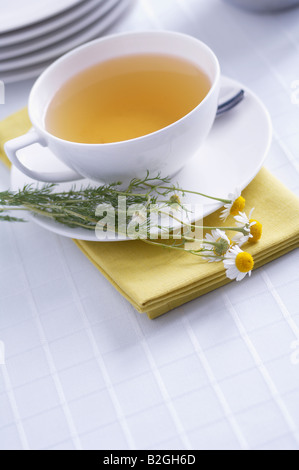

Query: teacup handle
(4, 129), (83, 183)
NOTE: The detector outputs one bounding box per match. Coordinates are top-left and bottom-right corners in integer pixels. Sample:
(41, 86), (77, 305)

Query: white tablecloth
(0, 0), (299, 450)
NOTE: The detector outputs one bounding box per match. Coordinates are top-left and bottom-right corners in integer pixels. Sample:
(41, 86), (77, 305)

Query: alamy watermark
(290, 339), (299, 366)
(95, 197), (203, 245)
(0, 341), (5, 365)
(0, 80), (4, 105)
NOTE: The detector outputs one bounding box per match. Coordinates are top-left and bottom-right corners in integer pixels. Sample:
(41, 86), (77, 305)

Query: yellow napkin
(1, 109), (299, 319)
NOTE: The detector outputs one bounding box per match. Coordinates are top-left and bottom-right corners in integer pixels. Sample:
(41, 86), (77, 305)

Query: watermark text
(95, 197), (203, 244)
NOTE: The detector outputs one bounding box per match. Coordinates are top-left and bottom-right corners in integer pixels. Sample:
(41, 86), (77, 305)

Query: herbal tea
(45, 54), (211, 144)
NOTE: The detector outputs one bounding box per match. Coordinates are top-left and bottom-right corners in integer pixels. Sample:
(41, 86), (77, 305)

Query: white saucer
(10, 77), (272, 242)
(0, 0), (84, 34)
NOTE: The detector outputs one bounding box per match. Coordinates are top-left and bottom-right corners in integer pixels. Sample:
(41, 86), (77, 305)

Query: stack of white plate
(0, 0), (130, 83)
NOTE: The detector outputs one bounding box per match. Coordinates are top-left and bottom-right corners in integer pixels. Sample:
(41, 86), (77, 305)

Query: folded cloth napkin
(1, 109), (299, 319)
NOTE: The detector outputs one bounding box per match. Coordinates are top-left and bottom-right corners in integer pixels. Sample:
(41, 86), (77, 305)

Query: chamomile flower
(233, 208), (262, 247)
(220, 188), (246, 222)
(170, 194), (181, 206)
(248, 219), (263, 243)
(168, 194), (183, 213)
(201, 229), (231, 262)
(234, 208), (254, 227)
(224, 246), (254, 282)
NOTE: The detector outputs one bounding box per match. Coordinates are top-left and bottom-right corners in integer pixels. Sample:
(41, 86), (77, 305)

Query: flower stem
(159, 211), (248, 235)
(143, 183), (231, 204)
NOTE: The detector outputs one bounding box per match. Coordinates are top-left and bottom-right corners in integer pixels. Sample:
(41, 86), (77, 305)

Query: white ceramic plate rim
(0, 0), (84, 34)
(10, 77), (272, 242)
(0, 0), (104, 47)
(0, 0), (126, 72)
(0, 0), (130, 83)
(0, 0), (120, 61)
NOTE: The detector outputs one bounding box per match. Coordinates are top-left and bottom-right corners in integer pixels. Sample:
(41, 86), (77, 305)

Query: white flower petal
(226, 266), (239, 280)
(223, 245), (253, 282)
(233, 232), (250, 247)
(236, 272), (247, 282)
(220, 207), (230, 222)
(214, 229), (230, 244)
(248, 208), (255, 219)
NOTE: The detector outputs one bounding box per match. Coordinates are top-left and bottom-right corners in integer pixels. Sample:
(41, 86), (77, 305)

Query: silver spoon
(216, 89), (245, 117)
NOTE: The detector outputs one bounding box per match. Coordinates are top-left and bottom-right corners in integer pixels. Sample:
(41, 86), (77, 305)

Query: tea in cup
(5, 31), (220, 183)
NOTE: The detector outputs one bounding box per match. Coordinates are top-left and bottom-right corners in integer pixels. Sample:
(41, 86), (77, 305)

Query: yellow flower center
(170, 195), (181, 205)
(249, 219), (263, 243)
(230, 196), (246, 216)
(235, 252), (254, 273)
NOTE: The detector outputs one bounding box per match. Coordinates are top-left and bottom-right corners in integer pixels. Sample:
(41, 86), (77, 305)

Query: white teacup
(5, 31), (220, 184)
